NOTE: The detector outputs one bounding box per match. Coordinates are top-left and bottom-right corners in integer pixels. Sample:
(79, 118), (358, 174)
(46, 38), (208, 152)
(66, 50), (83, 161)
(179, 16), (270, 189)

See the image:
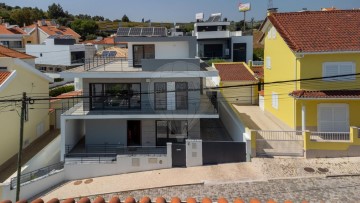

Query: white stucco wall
(218, 101), (245, 142)
(186, 140), (202, 167)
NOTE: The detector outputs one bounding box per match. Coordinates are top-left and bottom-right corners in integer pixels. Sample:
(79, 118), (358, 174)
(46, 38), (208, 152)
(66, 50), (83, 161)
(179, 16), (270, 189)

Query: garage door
(318, 104), (349, 132)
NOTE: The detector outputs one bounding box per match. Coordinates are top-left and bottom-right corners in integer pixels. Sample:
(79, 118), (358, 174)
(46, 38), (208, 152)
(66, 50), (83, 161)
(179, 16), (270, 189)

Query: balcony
(61, 93), (219, 118)
(196, 31), (230, 39)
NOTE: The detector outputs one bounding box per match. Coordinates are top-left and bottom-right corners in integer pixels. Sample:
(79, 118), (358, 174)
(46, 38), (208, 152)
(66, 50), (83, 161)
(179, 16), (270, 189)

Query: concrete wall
(61, 119), (84, 159)
(85, 119), (127, 145)
(26, 44), (72, 66)
(0, 170), (65, 202)
(0, 58), (50, 166)
(220, 81), (258, 104)
(218, 101), (245, 142)
(141, 59), (200, 71)
(231, 36), (253, 63)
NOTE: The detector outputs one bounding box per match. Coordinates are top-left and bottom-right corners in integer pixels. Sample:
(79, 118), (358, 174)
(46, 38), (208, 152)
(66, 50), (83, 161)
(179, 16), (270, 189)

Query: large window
(318, 104), (349, 132)
(155, 82), (167, 110)
(154, 82), (188, 110)
(133, 44), (155, 67)
(156, 120), (188, 146)
(322, 62), (355, 81)
(90, 83), (141, 110)
(175, 82), (188, 109)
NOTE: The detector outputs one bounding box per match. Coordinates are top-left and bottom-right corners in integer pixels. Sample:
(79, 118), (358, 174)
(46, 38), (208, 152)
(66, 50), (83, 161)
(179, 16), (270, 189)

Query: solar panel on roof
(129, 28), (142, 36)
(153, 27), (166, 36)
(117, 27), (131, 36)
(213, 16), (221, 22)
(108, 51), (117, 57)
(141, 28), (154, 36)
(102, 51), (109, 57)
(206, 16), (215, 22)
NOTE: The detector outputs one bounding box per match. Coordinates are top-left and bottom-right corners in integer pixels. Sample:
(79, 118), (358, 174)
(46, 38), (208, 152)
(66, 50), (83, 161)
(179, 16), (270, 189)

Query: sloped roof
(0, 45), (36, 59)
(214, 63), (257, 82)
(250, 66), (264, 79)
(264, 10), (360, 53)
(290, 90), (360, 99)
(0, 25), (26, 35)
(0, 71), (11, 85)
(39, 26), (81, 38)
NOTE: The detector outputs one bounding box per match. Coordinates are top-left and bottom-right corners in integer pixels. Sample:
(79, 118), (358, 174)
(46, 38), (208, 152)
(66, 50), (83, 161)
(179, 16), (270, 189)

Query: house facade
(260, 10), (360, 132)
(26, 37), (96, 73)
(193, 13), (253, 62)
(23, 20), (81, 45)
(0, 23), (27, 52)
(0, 46), (53, 166)
(59, 30), (219, 160)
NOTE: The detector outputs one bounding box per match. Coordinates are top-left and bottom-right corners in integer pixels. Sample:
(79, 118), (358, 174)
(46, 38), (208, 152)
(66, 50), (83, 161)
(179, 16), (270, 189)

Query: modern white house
(26, 36), (96, 73)
(59, 28), (220, 163)
(193, 13), (253, 62)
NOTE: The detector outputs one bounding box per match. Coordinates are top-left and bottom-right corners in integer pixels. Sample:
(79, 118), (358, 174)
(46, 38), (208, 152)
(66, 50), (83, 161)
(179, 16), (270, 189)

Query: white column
(302, 104), (306, 131)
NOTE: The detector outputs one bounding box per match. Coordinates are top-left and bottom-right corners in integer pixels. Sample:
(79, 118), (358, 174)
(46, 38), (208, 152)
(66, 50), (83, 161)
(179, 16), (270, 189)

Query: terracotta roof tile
(39, 26), (81, 38)
(0, 71), (11, 85)
(0, 197), (311, 203)
(83, 37), (126, 45)
(268, 10), (360, 53)
(289, 90), (360, 98)
(0, 25), (26, 35)
(214, 63), (257, 82)
(250, 66), (264, 79)
(0, 45), (36, 59)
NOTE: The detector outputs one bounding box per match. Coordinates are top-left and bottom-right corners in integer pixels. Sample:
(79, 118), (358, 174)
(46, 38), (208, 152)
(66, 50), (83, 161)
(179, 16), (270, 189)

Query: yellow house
(213, 62), (259, 105)
(0, 45), (53, 166)
(260, 10), (360, 132)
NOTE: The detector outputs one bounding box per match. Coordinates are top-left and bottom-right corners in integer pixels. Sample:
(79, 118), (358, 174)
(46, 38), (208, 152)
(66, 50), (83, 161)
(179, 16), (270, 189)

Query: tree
(92, 15), (104, 21)
(70, 19), (99, 40)
(47, 3), (67, 19)
(121, 14), (130, 22)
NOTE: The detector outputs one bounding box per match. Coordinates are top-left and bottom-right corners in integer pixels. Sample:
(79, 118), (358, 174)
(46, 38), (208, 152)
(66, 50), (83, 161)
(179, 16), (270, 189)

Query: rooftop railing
(83, 56), (128, 71)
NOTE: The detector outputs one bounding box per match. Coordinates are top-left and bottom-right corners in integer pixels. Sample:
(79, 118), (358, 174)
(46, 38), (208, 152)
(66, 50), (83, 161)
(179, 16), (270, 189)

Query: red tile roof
(289, 90), (360, 98)
(0, 196), (305, 203)
(39, 26), (81, 38)
(0, 45), (36, 59)
(267, 10), (360, 53)
(50, 90), (82, 102)
(250, 66), (264, 79)
(0, 25), (26, 35)
(0, 71), (11, 85)
(214, 63), (257, 82)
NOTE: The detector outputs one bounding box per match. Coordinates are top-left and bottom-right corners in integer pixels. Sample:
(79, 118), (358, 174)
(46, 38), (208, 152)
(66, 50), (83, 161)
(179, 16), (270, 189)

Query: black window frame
(175, 82), (188, 110)
(132, 44), (155, 67)
(155, 120), (188, 146)
(154, 82), (167, 110)
(89, 83), (141, 110)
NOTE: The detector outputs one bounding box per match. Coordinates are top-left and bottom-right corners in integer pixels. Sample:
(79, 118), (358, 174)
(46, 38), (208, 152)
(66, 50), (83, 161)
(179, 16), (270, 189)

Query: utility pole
(15, 92), (27, 201)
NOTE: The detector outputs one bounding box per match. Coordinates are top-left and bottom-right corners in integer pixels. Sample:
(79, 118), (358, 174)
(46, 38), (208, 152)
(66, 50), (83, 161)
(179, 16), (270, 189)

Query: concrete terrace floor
(0, 129), (60, 182)
(38, 157), (360, 201)
(232, 104), (293, 131)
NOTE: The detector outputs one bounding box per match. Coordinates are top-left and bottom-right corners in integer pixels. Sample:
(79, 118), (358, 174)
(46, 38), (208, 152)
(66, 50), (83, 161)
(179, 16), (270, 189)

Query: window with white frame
(266, 57), (271, 69)
(322, 62), (355, 81)
(318, 104), (349, 132)
(272, 92), (278, 109)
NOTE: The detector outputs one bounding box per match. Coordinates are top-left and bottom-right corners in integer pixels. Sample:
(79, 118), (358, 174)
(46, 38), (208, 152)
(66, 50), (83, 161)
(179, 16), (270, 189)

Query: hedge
(50, 85), (75, 97)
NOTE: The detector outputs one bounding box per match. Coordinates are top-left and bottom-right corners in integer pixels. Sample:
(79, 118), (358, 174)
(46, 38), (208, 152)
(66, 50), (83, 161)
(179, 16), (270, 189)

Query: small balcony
(196, 31), (230, 39)
(61, 92), (219, 118)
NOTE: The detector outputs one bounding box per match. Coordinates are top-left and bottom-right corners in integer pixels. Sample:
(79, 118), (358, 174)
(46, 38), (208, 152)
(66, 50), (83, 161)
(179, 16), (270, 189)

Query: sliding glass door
(133, 44), (155, 67)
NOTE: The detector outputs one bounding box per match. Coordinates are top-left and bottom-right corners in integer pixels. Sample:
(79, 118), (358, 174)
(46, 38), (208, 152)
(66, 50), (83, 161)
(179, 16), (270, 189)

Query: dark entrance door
(172, 144), (186, 167)
(233, 43), (247, 62)
(127, 120), (141, 146)
(202, 141), (246, 165)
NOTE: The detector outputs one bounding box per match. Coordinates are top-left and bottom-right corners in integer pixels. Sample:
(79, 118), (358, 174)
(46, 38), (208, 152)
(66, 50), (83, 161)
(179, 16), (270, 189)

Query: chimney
(267, 8), (278, 16)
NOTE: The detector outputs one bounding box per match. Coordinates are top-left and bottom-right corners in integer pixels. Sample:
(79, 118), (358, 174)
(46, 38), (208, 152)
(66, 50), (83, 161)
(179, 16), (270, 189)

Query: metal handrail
(310, 132), (350, 141)
(65, 145), (167, 156)
(83, 56), (128, 71)
(10, 162), (64, 190)
(254, 130), (304, 140)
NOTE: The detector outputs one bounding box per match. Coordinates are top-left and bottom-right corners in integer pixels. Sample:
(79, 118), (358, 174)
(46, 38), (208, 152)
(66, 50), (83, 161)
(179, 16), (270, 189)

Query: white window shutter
(266, 57), (271, 69)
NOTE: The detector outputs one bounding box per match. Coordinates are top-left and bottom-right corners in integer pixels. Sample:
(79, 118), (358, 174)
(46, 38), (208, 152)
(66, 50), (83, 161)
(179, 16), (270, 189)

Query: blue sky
(2, 0), (360, 22)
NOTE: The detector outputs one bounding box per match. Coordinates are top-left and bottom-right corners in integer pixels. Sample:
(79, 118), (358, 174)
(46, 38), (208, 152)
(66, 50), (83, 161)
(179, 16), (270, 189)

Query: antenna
(268, 0), (273, 9)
